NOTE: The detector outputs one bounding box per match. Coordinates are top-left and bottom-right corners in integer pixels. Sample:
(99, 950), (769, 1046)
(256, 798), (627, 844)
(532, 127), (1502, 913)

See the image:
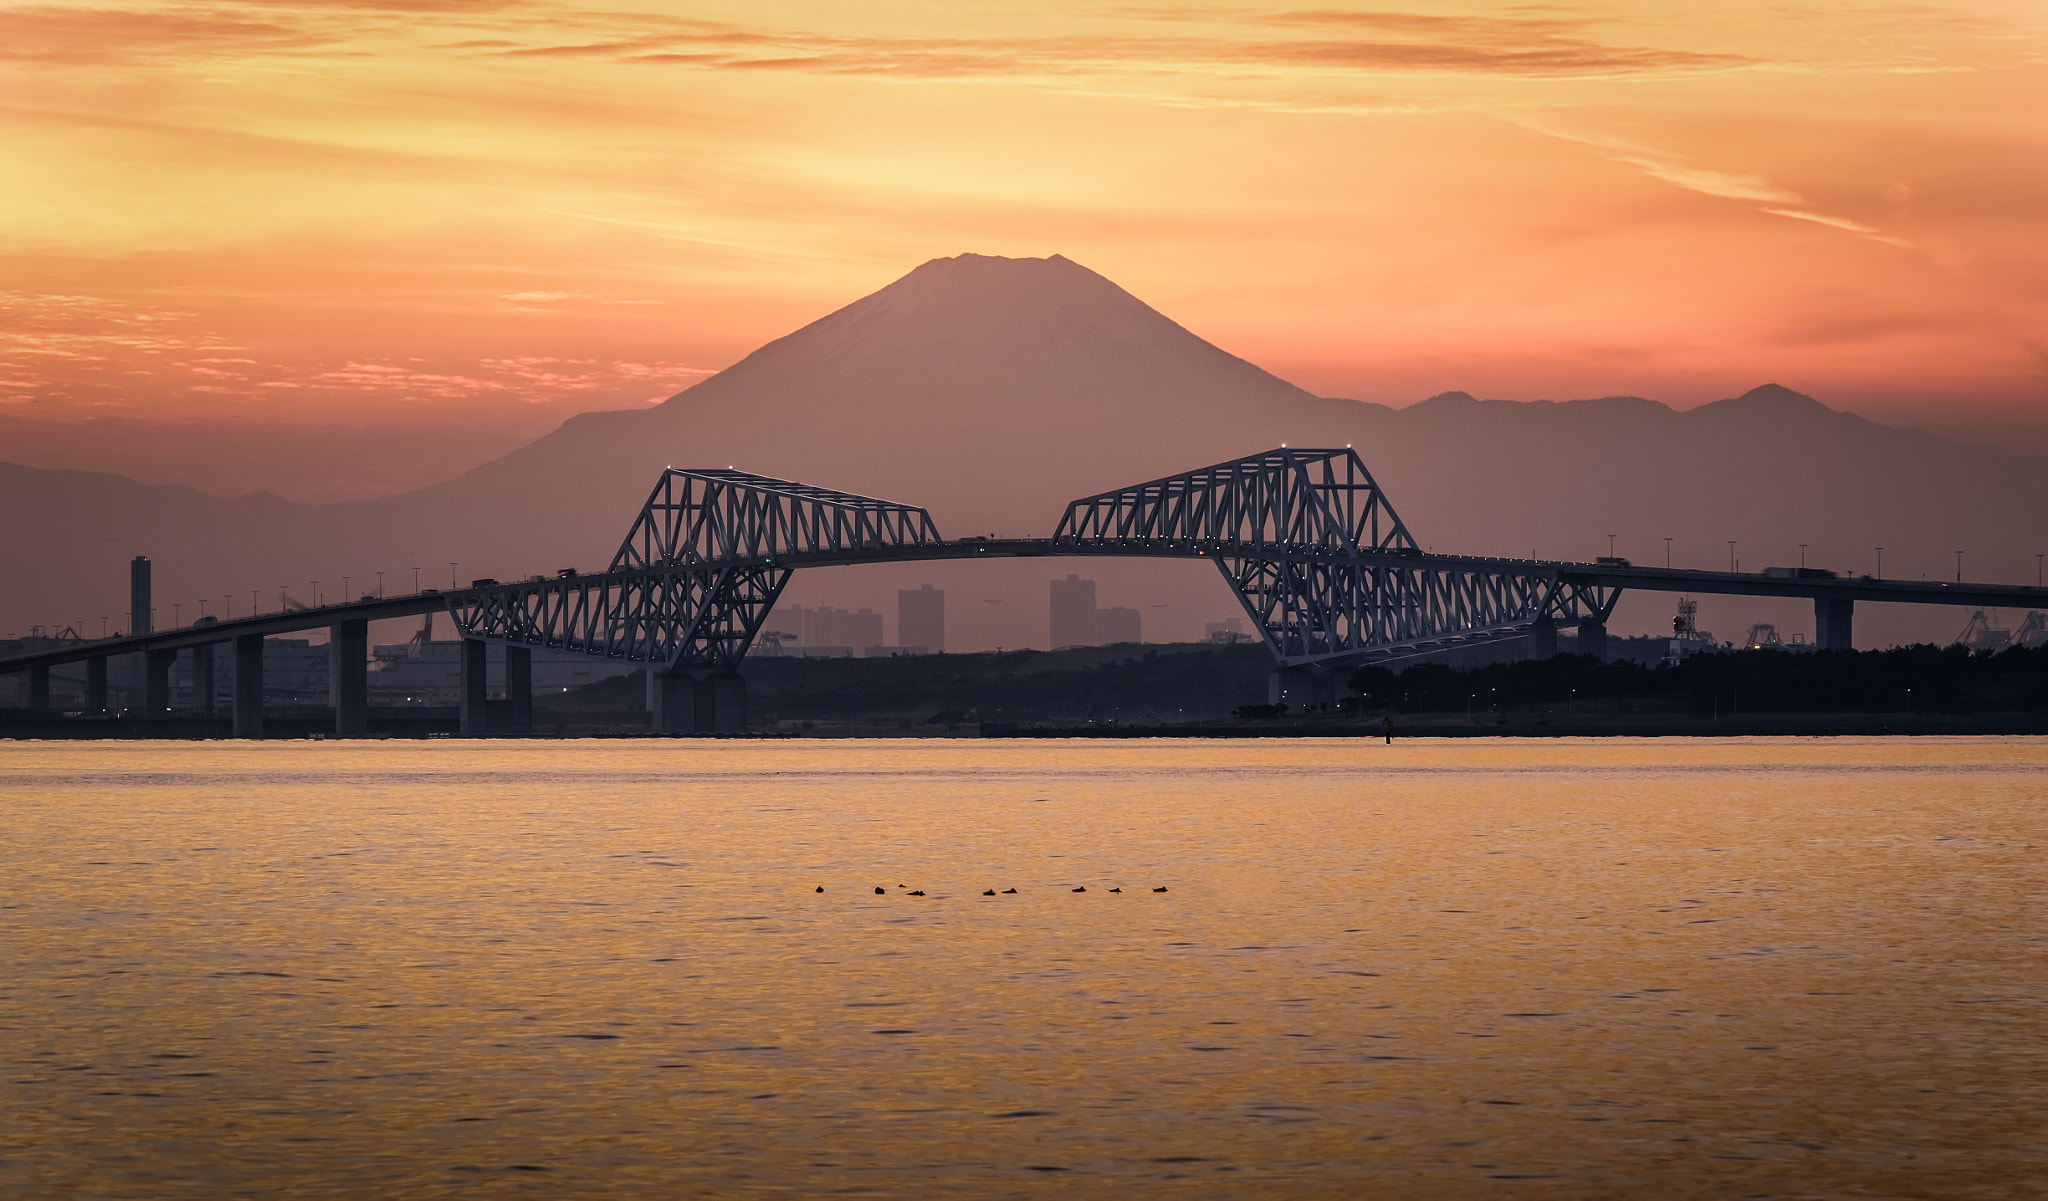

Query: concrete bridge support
(234, 634), (265, 738)
(1577, 618), (1609, 661)
(1269, 668), (1337, 712)
(86, 655), (107, 713)
(652, 672), (695, 735)
(1815, 598), (1854, 651)
(460, 638), (488, 736)
(145, 650), (175, 718)
(28, 664), (49, 713)
(709, 672), (747, 733)
(1528, 616), (1557, 660)
(192, 644), (215, 717)
(652, 669), (747, 734)
(506, 646), (532, 734)
(330, 620), (369, 736)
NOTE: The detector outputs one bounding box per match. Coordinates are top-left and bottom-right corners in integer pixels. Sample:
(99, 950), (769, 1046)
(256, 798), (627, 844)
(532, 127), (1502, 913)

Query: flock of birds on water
(813, 885), (1170, 897)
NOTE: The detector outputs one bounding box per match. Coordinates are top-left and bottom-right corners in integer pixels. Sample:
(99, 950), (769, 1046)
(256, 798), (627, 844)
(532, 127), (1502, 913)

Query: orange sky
(4, 1), (2045, 443)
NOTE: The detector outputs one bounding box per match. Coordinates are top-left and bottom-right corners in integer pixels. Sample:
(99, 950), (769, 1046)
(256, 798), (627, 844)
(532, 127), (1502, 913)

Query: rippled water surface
(3, 737), (2044, 1198)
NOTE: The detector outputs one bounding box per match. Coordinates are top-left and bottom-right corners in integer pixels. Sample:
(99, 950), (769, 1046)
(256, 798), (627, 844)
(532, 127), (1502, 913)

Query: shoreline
(4, 711), (2047, 740)
(987, 712), (2048, 738)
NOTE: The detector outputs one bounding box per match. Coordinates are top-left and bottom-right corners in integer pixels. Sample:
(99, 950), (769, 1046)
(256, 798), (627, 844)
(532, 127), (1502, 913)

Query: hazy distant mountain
(0, 414), (532, 504)
(3, 254), (2045, 651)
(405, 253), (1358, 545)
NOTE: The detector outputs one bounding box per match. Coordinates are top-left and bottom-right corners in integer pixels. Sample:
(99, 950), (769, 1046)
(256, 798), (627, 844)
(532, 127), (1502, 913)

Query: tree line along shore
(531, 642), (2048, 736)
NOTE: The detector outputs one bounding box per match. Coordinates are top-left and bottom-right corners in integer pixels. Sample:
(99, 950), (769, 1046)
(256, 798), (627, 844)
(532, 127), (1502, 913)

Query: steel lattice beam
(449, 449), (1620, 675)
(1056, 448), (1614, 667)
(452, 469), (937, 672)
(613, 468), (941, 570)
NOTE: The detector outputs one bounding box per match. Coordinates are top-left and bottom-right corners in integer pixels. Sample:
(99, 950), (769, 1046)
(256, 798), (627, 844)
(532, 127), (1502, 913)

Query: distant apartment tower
(805, 605), (884, 650)
(759, 604), (805, 645)
(898, 584), (944, 653)
(1050, 574), (1097, 649)
(1097, 606), (1141, 645)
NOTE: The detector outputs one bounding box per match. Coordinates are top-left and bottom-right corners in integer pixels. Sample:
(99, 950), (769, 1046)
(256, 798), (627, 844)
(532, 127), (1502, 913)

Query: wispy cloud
(481, 10), (1748, 83)
(0, 5), (330, 65)
(0, 289), (711, 409)
(1515, 121), (1912, 249)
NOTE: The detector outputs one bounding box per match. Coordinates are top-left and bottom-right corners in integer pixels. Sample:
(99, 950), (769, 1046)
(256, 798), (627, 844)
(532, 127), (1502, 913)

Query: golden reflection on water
(2, 737), (2043, 1198)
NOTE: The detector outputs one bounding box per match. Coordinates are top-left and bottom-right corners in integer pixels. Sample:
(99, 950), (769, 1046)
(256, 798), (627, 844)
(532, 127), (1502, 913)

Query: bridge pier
(650, 669), (746, 734)
(330, 620), (369, 736)
(652, 672), (694, 735)
(144, 649), (175, 718)
(87, 655), (107, 713)
(1815, 598), (1853, 651)
(234, 634), (265, 737)
(192, 643), (216, 716)
(28, 664), (50, 713)
(460, 638), (488, 736)
(710, 672), (746, 734)
(1577, 618), (1609, 661)
(1268, 669), (1336, 713)
(1528, 615), (1557, 660)
(506, 646), (532, 734)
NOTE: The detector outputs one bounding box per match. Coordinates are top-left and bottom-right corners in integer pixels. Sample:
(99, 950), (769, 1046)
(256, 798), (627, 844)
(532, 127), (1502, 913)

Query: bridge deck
(7, 540), (2047, 676)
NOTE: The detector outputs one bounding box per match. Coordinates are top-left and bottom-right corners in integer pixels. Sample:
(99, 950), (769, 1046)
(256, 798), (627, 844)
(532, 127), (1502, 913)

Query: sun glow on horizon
(2, 0), (2045, 440)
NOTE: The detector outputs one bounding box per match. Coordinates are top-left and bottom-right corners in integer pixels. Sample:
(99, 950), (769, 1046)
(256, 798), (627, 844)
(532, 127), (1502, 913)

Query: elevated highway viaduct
(7, 448), (2046, 736)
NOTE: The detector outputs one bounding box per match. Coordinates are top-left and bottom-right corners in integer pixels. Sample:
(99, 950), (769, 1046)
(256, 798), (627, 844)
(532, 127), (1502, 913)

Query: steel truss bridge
(7, 446), (2048, 736)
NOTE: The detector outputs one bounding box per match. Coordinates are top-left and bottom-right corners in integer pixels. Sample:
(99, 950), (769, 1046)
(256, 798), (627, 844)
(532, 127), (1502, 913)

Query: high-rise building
(1097, 606), (1141, 645)
(898, 584), (945, 653)
(804, 605), (885, 649)
(759, 603), (805, 644)
(1050, 574), (1097, 649)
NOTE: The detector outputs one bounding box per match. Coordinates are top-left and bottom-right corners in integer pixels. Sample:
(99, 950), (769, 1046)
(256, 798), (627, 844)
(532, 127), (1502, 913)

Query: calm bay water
(2, 737), (2043, 1198)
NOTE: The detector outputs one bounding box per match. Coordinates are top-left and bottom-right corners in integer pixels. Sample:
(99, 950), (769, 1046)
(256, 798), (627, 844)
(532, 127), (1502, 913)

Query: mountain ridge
(3, 254), (2044, 651)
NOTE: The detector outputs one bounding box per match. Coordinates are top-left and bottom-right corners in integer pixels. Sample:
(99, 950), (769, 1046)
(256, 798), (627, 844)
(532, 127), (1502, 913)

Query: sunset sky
(4, 1), (2045, 447)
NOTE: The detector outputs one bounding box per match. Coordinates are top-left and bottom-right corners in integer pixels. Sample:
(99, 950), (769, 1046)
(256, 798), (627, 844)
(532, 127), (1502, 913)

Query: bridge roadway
(6, 539), (2048, 737)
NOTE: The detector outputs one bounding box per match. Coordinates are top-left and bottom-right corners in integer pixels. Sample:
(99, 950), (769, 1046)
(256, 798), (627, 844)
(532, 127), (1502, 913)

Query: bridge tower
(1052, 447), (1615, 670)
(449, 467), (942, 735)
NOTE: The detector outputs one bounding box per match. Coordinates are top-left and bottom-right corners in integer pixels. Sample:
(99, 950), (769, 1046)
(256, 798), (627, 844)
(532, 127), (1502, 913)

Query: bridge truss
(1053, 448), (1615, 668)
(448, 448), (1614, 679)
(450, 468), (943, 673)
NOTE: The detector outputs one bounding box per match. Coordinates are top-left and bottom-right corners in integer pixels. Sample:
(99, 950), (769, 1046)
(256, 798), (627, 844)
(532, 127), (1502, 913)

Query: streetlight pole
(1876, 548), (1884, 579)
(1954, 550), (1963, 584)
(342, 576), (351, 604)
(413, 566), (421, 593)
(1728, 541), (1737, 572)
(377, 571), (385, 598)
(1607, 533), (1617, 558)
(1799, 543), (1807, 569)
(449, 562), (458, 590)
(1663, 537), (1672, 569)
